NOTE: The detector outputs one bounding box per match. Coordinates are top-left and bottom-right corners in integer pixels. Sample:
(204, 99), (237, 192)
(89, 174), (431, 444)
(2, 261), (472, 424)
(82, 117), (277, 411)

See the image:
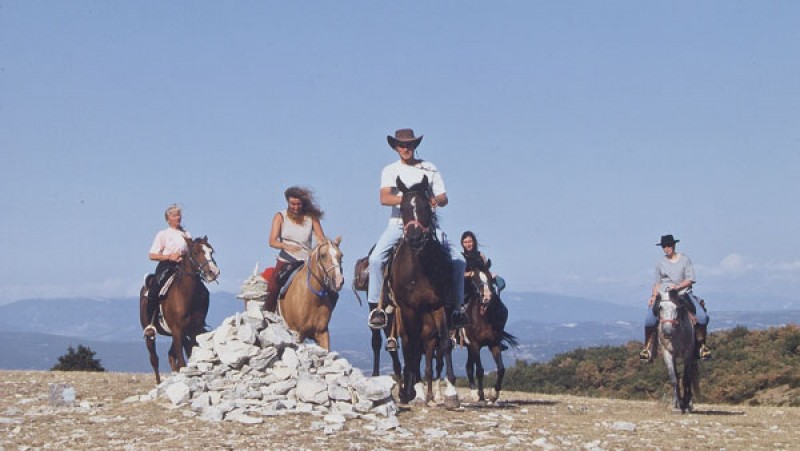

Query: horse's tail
(501, 331), (520, 350)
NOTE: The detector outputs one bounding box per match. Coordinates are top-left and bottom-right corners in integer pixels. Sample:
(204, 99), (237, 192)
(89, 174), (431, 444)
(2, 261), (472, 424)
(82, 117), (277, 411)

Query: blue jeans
(367, 220), (465, 307)
(645, 292), (709, 327)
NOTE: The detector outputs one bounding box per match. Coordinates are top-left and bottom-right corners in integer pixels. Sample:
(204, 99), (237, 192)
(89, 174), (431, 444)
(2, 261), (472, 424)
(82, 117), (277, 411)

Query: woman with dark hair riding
(461, 230), (505, 293)
(263, 186), (326, 313)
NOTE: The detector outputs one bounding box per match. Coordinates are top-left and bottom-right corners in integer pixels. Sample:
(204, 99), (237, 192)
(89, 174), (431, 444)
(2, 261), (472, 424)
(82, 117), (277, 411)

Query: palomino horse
(391, 175), (456, 404)
(139, 236), (220, 384)
(463, 267), (518, 403)
(657, 289), (699, 413)
(279, 237), (345, 350)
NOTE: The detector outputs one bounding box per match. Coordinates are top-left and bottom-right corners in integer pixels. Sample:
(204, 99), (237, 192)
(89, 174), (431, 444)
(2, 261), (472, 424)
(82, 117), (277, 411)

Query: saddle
(276, 260), (304, 299)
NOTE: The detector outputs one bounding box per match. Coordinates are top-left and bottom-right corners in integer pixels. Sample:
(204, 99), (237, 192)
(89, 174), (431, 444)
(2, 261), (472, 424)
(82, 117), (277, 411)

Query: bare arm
(380, 186), (401, 206)
(268, 213), (290, 251)
(311, 217), (325, 243)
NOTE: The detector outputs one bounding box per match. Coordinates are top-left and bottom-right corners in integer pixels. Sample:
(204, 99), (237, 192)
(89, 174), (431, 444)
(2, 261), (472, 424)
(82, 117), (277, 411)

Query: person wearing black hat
(367, 128), (468, 336)
(640, 235), (711, 362)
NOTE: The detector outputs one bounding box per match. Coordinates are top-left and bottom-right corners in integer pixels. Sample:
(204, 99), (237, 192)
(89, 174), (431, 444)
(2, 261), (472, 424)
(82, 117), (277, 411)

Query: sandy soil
(1, 370), (798, 450)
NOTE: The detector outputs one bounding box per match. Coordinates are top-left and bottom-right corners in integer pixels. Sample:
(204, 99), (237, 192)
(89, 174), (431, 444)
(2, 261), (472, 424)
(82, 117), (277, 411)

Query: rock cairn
(140, 289), (399, 432)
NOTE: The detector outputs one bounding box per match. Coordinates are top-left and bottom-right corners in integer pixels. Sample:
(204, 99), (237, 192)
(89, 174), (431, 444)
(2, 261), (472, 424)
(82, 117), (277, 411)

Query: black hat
(657, 235), (680, 247)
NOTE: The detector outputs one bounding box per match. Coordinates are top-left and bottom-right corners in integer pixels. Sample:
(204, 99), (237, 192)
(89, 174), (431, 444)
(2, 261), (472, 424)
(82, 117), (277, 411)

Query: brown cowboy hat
(387, 128), (423, 149)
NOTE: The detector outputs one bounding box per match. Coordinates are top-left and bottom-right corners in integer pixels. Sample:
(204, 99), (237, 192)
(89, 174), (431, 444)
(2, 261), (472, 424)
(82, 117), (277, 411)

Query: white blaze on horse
(278, 237), (345, 350)
(657, 288), (700, 413)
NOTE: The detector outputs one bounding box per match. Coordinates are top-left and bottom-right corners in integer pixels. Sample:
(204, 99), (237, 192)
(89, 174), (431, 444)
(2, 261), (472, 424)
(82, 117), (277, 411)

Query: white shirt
(380, 160), (446, 221)
(150, 227), (191, 256)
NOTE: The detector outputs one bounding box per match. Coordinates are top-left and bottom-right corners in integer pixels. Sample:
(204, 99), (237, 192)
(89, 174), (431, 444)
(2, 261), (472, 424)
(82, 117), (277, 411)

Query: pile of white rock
(140, 301), (399, 432)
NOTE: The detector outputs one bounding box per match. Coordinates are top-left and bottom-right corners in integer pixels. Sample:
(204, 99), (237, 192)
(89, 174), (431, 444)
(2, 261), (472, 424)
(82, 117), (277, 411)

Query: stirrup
(699, 345), (712, 361)
(385, 337), (398, 352)
(143, 324), (156, 338)
(368, 308), (388, 329)
(639, 348), (651, 362)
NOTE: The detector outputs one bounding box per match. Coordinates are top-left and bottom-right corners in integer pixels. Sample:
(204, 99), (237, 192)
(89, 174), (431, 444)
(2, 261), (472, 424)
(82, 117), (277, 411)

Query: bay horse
(139, 236), (220, 384)
(656, 289), (700, 413)
(463, 267), (518, 403)
(279, 237), (345, 350)
(391, 175), (456, 404)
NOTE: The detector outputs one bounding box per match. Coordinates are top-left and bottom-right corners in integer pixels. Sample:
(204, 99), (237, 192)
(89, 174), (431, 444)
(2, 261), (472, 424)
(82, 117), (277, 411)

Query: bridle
(471, 270), (495, 316)
(185, 240), (219, 283)
(402, 191), (435, 251)
(306, 240), (341, 297)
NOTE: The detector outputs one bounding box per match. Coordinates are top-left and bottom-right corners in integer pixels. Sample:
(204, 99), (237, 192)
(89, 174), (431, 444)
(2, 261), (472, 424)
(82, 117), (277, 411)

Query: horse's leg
(489, 344), (505, 403)
(424, 338), (436, 404)
(145, 335), (160, 384)
(170, 325), (187, 371)
(682, 355), (695, 413)
(371, 328), (382, 377)
(400, 340), (416, 404)
(664, 353), (680, 411)
(466, 345), (478, 400)
(474, 347), (486, 402)
(317, 330), (330, 351)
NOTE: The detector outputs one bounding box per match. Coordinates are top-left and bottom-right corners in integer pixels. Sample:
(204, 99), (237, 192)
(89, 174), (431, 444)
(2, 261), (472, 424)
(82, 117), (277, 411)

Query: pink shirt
(150, 227), (191, 256)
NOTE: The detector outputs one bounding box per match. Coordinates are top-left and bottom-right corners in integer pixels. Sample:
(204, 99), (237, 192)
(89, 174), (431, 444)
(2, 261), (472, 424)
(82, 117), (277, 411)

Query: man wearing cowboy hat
(367, 128), (468, 333)
(640, 234), (711, 362)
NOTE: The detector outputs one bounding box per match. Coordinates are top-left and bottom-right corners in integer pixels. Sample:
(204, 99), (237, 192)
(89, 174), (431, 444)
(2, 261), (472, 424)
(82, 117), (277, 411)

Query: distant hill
(2, 291), (799, 374)
(501, 325), (800, 407)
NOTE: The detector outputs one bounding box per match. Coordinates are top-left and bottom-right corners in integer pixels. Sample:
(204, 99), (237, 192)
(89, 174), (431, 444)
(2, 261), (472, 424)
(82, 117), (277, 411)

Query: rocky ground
(2, 370), (799, 450)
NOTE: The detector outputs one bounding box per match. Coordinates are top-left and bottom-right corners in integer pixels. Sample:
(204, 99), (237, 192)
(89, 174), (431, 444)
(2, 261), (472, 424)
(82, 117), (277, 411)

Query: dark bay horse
(391, 175), (456, 404)
(463, 267), (518, 403)
(279, 237), (345, 350)
(139, 236), (220, 384)
(657, 289), (700, 413)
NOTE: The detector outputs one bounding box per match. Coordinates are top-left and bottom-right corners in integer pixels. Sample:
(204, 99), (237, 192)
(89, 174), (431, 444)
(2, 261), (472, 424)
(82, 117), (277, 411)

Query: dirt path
(1, 370), (798, 450)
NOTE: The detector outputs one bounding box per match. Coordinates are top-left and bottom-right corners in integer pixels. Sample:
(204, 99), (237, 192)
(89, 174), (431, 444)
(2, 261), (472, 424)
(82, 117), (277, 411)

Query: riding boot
(639, 326), (657, 362)
(447, 296), (469, 329)
(696, 324), (712, 360)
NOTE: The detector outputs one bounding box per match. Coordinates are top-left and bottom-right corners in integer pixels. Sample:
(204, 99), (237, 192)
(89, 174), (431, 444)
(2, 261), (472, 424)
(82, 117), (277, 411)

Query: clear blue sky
(2, 2), (799, 309)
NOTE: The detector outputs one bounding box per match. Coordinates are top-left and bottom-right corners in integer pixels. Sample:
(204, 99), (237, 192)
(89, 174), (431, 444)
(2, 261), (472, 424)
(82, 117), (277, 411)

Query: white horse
(657, 289), (700, 413)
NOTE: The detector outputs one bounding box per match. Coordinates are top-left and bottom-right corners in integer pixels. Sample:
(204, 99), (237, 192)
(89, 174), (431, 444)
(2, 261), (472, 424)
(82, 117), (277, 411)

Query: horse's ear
(334, 236), (342, 246)
(396, 176), (408, 193)
(420, 175), (429, 189)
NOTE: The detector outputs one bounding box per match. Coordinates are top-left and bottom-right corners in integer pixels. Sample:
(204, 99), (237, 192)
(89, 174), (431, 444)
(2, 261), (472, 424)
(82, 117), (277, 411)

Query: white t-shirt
(380, 160), (446, 220)
(150, 227), (191, 256)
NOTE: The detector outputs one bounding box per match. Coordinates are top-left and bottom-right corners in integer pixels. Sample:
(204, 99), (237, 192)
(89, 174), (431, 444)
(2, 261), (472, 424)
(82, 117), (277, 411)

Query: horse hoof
(443, 395), (460, 409)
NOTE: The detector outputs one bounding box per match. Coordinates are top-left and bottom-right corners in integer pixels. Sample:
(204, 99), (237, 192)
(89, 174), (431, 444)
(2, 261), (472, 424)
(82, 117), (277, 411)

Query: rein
(186, 242), (217, 283)
(305, 241), (339, 297)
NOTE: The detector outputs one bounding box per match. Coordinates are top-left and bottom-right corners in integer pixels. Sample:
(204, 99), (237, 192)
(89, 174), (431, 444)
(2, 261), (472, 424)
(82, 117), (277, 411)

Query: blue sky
(1, 2), (799, 309)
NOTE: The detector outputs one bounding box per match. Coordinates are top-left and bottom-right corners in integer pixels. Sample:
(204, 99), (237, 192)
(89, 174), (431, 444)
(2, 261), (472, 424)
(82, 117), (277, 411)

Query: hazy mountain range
(1, 290), (798, 375)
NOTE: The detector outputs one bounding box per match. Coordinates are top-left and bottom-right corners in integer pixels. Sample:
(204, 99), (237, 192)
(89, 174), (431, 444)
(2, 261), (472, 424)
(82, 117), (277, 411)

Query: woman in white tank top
(264, 187), (326, 312)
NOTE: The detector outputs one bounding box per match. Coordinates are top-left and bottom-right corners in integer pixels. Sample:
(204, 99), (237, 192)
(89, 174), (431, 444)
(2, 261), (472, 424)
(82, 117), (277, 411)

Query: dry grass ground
(1, 370), (799, 450)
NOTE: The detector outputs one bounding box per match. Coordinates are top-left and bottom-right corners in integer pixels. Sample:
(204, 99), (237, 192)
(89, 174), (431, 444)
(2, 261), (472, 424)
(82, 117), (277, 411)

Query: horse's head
(185, 236), (220, 283)
(397, 175), (435, 249)
(467, 268), (496, 316)
(656, 289), (684, 337)
(311, 236), (344, 293)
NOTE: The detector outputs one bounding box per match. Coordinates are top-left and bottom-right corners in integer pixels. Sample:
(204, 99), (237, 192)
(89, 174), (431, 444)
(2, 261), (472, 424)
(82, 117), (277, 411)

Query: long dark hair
(461, 230), (486, 271)
(284, 186), (324, 221)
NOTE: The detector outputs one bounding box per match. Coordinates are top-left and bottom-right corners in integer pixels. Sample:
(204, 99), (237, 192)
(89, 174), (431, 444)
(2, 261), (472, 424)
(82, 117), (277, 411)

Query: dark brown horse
(462, 267), (518, 403)
(391, 175), (456, 404)
(279, 237), (345, 350)
(139, 236), (220, 384)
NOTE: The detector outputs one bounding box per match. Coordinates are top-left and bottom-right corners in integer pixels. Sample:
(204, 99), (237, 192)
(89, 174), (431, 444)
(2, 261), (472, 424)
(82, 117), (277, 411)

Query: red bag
(261, 267), (274, 282)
